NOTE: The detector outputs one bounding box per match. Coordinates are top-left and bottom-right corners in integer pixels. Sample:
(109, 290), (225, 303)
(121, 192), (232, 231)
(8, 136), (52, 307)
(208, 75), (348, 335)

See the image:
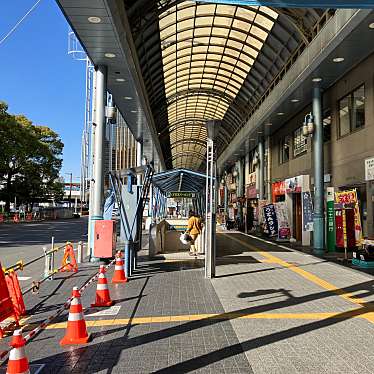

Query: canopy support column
(88, 65), (107, 260)
(205, 120), (220, 279)
(312, 82), (325, 254)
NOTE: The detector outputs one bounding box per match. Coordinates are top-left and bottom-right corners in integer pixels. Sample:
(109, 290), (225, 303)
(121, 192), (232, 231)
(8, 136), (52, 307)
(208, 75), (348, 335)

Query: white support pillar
(137, 141), (143, 185)
(88, 65), (107, 260)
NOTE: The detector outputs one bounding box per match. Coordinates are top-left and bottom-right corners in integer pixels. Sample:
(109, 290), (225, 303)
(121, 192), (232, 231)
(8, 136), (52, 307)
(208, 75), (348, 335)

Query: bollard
(124, 240), (133, 278)
(43, 247), (52, 280)
(51, 236), (55, 279)
(77, 241), (84, 264)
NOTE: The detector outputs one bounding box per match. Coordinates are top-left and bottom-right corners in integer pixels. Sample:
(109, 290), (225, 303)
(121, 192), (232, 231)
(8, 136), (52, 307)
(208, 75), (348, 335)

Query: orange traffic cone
(112, 252), (128, 283)
(60, 287), (91, 345)
(6, 329), (30, 374)
(91, 266), (114, 307)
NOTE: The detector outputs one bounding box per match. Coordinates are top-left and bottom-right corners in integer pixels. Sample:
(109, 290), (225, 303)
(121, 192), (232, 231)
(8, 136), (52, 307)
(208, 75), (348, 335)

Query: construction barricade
(5, 269), (26, 318)
(0, 263), (19, 338)
(61, 242), (78, 272)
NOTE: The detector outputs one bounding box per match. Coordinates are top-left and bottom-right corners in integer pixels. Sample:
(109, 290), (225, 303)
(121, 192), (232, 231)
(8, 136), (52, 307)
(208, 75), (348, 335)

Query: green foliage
(0, 101), (64, 211)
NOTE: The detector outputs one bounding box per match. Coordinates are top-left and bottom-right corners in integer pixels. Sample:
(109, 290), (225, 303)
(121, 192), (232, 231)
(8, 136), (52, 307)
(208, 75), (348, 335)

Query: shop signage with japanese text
(302, 192), (314, 231)
(274, 202), (290, 240)
(365, 157), (374, 181)
(326, 187), (335, 252)
(166, 192), (196, 199)
(263, 204), (278, 237)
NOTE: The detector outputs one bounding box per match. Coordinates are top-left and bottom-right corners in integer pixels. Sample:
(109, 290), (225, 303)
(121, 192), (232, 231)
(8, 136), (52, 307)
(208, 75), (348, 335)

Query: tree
(0, 102), (64, 212)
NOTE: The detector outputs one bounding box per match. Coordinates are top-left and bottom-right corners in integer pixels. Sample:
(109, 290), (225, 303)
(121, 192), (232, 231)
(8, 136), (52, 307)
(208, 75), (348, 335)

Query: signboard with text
(263, 204), (278, 237)
(302, 192), (314, 231)
(326, 187), (336, 252)
(275, 202), (290, 240)
(365, 157), (374, 181)
(166, 192), (196, 199)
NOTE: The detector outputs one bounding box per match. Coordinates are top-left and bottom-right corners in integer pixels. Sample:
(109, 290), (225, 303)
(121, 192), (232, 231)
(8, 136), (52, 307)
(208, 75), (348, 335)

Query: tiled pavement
(1, 232), (374, 373)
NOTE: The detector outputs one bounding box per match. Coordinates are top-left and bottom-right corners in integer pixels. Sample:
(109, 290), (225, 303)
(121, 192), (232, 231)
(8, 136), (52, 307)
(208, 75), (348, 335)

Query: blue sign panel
(197, 1), (374, 9)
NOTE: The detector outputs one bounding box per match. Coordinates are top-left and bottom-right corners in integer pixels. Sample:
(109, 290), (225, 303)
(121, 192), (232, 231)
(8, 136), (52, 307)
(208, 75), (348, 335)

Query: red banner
(272, 181), (285, 202)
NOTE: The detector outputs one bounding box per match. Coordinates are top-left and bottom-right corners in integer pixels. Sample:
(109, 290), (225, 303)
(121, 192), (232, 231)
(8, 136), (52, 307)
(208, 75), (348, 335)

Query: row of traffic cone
(6, 251), (127, 374)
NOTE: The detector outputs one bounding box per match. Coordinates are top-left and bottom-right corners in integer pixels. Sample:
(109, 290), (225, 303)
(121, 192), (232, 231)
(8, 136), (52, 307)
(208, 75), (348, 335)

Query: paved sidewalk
(213, 232), (374, 374)
(1, 232), (374, 373)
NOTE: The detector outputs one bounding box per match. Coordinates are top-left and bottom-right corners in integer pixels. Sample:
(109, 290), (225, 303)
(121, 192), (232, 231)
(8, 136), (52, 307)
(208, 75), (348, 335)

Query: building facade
(225, 51), (374, 247)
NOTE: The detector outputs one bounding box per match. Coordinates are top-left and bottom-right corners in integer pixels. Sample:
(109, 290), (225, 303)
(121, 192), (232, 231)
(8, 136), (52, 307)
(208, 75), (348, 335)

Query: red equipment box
(94, 220), (117, 258)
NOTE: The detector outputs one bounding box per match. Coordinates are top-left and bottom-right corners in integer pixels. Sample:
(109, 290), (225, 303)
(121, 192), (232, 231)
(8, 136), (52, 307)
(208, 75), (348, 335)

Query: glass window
(293, 127), (307, 157)
(339, 85), (365, 137)
(353, 85), (365, 130)
(323, 111), (331, 142)
(279, 135), (291, 164)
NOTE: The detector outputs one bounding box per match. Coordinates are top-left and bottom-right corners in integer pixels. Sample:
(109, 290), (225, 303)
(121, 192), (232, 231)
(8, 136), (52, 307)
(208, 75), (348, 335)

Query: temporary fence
(0, 240), (84, 337)
(0, 208), (75, 224)
(0, 257), (117, 362)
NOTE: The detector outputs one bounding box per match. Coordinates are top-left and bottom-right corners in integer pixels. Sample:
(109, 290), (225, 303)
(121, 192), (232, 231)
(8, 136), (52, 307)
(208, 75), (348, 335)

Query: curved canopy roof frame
(159, 118), (232, 144)
(127, 0), (331, 170)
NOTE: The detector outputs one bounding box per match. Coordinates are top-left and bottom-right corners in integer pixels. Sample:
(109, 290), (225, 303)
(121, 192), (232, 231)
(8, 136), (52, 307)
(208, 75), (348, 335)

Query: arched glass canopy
(127, 0), (331, 170)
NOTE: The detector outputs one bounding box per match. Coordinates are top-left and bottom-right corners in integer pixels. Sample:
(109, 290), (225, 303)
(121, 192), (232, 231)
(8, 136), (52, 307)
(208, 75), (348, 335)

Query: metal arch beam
(165, 151), (206, 163)
(272, 8), (314, 44)
(163, 71), (245, 99)
(137, 4), (290, 59)
(194, 1), (374, 8)
(158, 6), (294, 57)
(165, 87), (245, 112)
(158, 117), (233, 145)
(170, 138), (207, 149)
(154, 89), (245, 126)
(178, 172), (183, 192)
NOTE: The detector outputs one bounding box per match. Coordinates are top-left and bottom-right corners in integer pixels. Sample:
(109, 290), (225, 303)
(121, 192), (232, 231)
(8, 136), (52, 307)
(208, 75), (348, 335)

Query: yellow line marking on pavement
(223, 234), (374, 323)
(41, 310), (372, 330)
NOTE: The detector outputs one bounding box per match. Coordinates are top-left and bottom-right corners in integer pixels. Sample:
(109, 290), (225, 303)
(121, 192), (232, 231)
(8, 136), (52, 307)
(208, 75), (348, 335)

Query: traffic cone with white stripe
(6, 329), (30, 374)
(91, 265), (114, 307)
(112, 251), (128, 283)
(60, 287), (91, 345)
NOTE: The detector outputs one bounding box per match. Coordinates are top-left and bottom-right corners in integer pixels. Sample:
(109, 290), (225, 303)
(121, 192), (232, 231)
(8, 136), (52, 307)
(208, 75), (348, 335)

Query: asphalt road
(0, 217), (88, 289)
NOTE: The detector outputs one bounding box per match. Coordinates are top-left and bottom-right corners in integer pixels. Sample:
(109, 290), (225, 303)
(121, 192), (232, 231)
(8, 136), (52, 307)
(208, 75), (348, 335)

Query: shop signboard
(285, 176), (302, 193)
(166, 192), (196, 199)
(272, 181), (285, 202)
(326, 187), (335, 252)
(263, 204), (278, 237)
(258, 200), (268, 226)
(365, 157), (374, 181)
(335, 209), (344, 248)
(335, 189), (362, 246)
(274, 202), (290, 240)
(302, 191), (314, 231)
(335, 189), (357, 205)
(246, 185), (257, 199)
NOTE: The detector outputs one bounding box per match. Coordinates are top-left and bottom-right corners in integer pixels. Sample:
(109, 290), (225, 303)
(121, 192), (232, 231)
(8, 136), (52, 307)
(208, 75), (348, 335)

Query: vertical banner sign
(263, 204), (278, 237)
(335, 209), (344, 248)
(335, 189), (362, 246)
(302, 192), (314, 231)
(274, 202), (291, 240)
(326, 187), (335, 252)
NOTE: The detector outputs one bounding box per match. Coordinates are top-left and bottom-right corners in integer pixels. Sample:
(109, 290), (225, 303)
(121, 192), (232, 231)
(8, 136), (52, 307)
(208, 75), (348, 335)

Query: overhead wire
(0, 0), (43, 46)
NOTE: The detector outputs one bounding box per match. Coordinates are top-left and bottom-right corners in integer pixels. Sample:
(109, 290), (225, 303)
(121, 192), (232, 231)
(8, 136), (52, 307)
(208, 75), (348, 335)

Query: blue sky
(0, 0), (86, 181)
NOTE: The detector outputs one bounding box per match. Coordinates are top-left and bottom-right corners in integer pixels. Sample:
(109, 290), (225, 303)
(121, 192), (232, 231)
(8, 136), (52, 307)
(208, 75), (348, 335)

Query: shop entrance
(293, 193), (302, 242)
